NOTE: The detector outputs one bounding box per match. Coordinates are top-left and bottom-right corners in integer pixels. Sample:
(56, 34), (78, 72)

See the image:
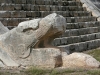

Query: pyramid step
(65, 11), (91, 17)
(58, 39), (100, 53)
(0, 4), (86, 11)
(0, 0), (79, 4)
(62, 0), (76, 1)
(0, 18), (30, 26)
(66, 21), (100, 29)
(0, 0), (26, 4)
(0, 11), (26, 18)
(0, 16), (97, 26)
(40, 11), (91, 17)
(35, 1), (82, 6)
(62, 27), (99, 37)
(0, 11), (91, 18)
(53, 32), (100, 46)
(66, 17), (97, 23)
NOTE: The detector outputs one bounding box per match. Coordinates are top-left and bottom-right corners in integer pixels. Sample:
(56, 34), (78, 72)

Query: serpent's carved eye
(23, 28), (34, 35)
(23, 28), (33, 32)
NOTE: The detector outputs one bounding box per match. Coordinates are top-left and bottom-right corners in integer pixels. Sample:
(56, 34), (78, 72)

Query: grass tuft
(87, 70), (100, 75)
(84, 48), (100, 62)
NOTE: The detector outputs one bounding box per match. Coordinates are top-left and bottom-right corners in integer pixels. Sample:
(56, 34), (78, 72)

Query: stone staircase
(51, 0), (100, 53)
(0, 0), (100, 53)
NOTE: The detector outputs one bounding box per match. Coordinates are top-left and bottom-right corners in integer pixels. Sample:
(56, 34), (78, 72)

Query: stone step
(0, 0), (79, 5)
(57, 39), (100, 54)
(0, 0), (26, 4)
(0, 4), (86, 11)
(0, 18), (30, 26)
(0, 11), (91, 18)
(66, 16), (97, 23)
(0, 16), (96, 26)
(52, 32), (100, 46)
(39, 5), (86, 11)
(62, 27), (99, 37)
(65, 11), (91, 17)
(35, 1), (82, 6)
(40, 11), (91, 17)
(66, 21), (100, 29)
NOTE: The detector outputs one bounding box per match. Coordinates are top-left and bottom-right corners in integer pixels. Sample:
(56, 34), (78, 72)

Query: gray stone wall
(90, 0), (100, 9)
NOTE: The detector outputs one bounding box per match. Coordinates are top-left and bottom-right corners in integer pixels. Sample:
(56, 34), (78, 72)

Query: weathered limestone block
(31, 11), (40, 17)
(62, 30), (70, 37)
(72, 36), (81, 43)
(12, 11), (20, 18)
(2, 4), (14, 11)
(67, 37), (73, 44)
(96, 39), (100, 47)
(39, 5), (46, 11)
(60, 37), (67, 45)
(14, 4), (22, 10)
(79, 28), (88, 35)
(70, 29), (78, 36)
(75, 42), (87, 52)
(96, 33), (100, 39)
(0, 21), (9, 35)
(26, 0), (35, 4)
(22, 0), (26, 4)
(31, 48), (62, 68)
(19, 11), (26, 18)
(0, 13), (66, 67)
(26, 11), (32, 17)
(34, 6), (40, 11)
(35, 0), (44, 5)
(0, 11), (11, 18)
(22, 4), (31, 11)
(88, 34), (96, 40)
(53, 38), (61, 46)
(13, 0), (22, 4)
(81, 35), (89, 42)
(31, 5), (35, 11)
(46, 6), (51, 11)
(63, 53), (100, 68)
(87, 40), (97, 50)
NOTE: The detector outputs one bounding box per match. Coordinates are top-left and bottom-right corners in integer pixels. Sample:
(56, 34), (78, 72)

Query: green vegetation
(0, 48), (100, 75)
(25, 67), (100, 75)
(24, 49), (100, 75)
(25, 67), (77, 75)
(87, 69), (100, 75)
(84, 48), (100, 62)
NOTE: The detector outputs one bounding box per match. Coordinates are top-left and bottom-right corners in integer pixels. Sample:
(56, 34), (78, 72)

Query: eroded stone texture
(0, 13), (66, 67)
(62, 52), (100, 68)
(0, 21), (9, 35)
(34, 13), (66, 48)
(31, 48), (62, 68)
